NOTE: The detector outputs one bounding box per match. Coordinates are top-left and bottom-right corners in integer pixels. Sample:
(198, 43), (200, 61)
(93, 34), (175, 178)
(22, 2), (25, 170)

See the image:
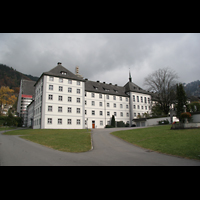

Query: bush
(117, 121), (125, 127)
(105, 125), (114, 128)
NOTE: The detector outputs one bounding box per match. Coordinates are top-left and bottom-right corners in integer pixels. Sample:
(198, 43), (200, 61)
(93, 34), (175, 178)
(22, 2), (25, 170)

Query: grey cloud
(0, 33), (199, 88)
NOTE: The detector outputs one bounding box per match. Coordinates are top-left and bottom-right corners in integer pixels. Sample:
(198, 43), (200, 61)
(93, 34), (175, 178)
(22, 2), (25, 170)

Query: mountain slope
(0, 64), (38, 93)
(184, 80), (200, 98)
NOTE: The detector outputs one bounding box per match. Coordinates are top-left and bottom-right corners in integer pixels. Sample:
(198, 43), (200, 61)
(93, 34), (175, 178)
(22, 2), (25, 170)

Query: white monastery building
(27, 62), (152, 129)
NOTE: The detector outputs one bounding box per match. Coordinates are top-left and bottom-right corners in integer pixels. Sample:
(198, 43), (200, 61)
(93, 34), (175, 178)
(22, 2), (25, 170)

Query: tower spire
(129, 69), (132, 82)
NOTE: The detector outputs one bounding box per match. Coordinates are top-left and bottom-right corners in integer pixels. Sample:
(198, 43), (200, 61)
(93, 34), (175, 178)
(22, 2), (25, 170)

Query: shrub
(105, 125), (114, 128)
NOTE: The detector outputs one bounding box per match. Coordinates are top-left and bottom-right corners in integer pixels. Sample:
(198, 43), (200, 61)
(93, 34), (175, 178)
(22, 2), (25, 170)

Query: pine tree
(111, 115), (115, 127)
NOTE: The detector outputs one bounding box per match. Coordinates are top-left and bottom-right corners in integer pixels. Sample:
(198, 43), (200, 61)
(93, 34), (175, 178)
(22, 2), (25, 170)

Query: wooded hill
(0, 64), (38, 94)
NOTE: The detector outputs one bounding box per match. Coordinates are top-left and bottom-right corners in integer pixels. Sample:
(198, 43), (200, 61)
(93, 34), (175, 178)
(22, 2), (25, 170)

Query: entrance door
(92, 121), (95, 129)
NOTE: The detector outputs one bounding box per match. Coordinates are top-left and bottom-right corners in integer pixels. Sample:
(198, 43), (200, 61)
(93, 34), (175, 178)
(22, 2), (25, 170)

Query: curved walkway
(1, 128), (200, 166)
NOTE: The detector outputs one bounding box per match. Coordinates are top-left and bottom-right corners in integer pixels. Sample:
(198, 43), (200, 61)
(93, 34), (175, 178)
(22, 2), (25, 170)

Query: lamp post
(5, 122), (7, 133)
(183, 105), (188, 123)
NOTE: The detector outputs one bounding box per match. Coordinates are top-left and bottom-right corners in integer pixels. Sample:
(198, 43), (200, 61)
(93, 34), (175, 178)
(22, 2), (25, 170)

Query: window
(68, 119), (72, 125)
(77, 119), (81, 125)
(49, 77), (54, 81)
(141, 96), (143, 103)
(61, 71), (67, 75)
(100, 121), (103, 126)
(114, 103), (116, 108)
(48, 106), (52, 112)
(49, 85), (53, 90)
(68, 80), (72, 84)
(133, 105), (136, 109)
(68, 107), (72, 113)
(77, 98), (80, 103)
(126, 97), (128, 102)
(144, 97), (147, 103)
(68, 87), (72, 93)
(59, 78), (63, 83)
(92, 110), (95, 115)
(77, 108), (80, 113)
(107, 111), (110, 116)
(127, 112), (129, 117)
(99, 94), (102, 98)
(85, 110), (87, 115)
(141, 106), (144, 109)
(120, 97), (122, 101)
(145, 106), (147, 110)
(148, 98), (150, 104)
(85, 100), (87, 105)
(77, 89), (80, 94)
(99, 102), (102, 107)
(92, 101), (95, 106)
(91, 93), (95, 98)
(47, 118), (52, 124)
(59, 86), (63, 91)
(107, 95), (109, 99)
(120, 112), (123, 117)
(58, 96), (63, 101)
(138, 105), (140, 109)
(48, 95), (53, 100)
(137, 96), (139, 102)
(58, 118), (62, 124)
(133, 95), (135, 102)
(77, 81), (80, 85)
(58, 106), (62, 112)
(126, 105), (129, 109)
(68, 97), (72, 102)
(113, 96), (116, 100)
(107, 103), (110, 107)
(100, 111), (103, 116)
(120, 104), (123, 108)
(114, 112), (117, 116)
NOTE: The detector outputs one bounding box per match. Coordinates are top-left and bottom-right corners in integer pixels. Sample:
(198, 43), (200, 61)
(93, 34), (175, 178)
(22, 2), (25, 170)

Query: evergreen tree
(111, 115), (115, 127)
(176, 83), (187, 120)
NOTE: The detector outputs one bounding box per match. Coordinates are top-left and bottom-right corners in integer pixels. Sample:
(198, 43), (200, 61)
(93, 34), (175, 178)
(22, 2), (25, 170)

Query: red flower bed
(180, 112), (191, 118)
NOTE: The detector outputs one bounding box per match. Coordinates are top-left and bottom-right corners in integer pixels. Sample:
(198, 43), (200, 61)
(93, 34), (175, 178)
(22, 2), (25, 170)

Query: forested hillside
(0, 64), (38, 94)
(184, 80), (200, 98)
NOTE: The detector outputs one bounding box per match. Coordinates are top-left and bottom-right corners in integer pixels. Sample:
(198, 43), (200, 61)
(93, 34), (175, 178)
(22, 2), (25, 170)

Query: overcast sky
(0, 33), (199, 88)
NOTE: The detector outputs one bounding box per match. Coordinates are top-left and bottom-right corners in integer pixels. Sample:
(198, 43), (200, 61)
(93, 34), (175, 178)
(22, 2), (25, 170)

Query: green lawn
(111, 125), (200, 160)
(0, 127), (17, 131)
(3, 129), (92, 153)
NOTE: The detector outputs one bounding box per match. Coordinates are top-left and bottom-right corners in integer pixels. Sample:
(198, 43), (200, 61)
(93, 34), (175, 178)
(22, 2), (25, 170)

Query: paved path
(1, 128), (200, 166)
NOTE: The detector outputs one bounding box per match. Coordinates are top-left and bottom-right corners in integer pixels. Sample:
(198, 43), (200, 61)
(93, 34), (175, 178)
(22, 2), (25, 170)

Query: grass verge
(111, 125), (200, 160)
(3, 129), (91, 153)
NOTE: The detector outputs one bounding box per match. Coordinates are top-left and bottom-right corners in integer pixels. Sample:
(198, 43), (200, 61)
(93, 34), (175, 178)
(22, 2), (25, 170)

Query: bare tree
(144, 68), (178, 115)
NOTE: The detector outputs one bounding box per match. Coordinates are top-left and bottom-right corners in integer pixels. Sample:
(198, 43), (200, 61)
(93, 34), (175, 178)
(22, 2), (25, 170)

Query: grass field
(0, 127), (17, 131)
(111, 125), (200, 160)
(3, 129), (91, 153)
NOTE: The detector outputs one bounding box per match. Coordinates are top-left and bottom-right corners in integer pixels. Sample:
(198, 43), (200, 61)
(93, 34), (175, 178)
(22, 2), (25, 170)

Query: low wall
(192, 113), (200, 123)
(172, 122), (200, 129)
(146, 117), (170, 126)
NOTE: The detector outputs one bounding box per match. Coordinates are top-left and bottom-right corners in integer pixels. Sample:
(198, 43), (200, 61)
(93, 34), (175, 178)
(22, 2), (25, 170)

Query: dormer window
(61, 71), (67, 75)
(93, 86), (98, 90)
(103, 88), (109, 92)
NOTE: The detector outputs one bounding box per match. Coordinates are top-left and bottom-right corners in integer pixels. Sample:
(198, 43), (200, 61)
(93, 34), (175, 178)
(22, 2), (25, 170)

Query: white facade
(33, 75), (85, 129)
(27, 100), (34, 127)
(30, 63), (152, 129)
(85, 92), (130, 129)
